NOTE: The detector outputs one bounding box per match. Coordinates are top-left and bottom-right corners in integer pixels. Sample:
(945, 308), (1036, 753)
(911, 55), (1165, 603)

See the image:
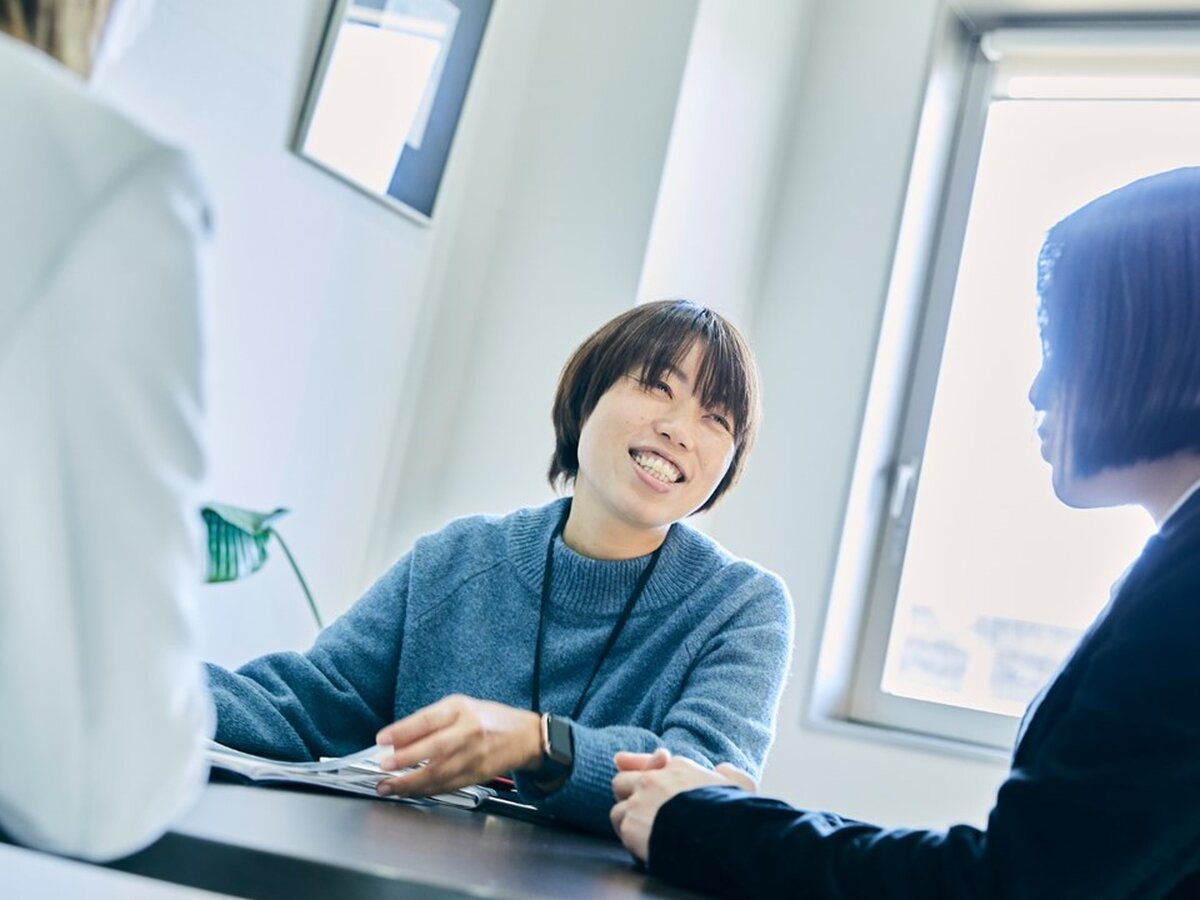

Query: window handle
(888, 460), (920, 524)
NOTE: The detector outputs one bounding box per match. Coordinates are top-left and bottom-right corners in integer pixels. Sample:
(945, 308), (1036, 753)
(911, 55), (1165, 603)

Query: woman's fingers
(714, 762), (757, 792)
(376, 699), (458, 752)
(612, 770), (642, 801)
(375, 695), (539, 793)
(614, 751), (654, 771)
(610, 797), (628, 832)
(379, 728), (461, 772)
(379, 763), (446, 798)
(379, 750), (473, 797)
(614, 747), (671, 772)
(609, 795), (652, 863)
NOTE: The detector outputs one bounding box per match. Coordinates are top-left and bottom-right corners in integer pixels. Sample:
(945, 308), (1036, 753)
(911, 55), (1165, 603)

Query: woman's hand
(374, 695), (543, 797)
(610, 751), (756, 863)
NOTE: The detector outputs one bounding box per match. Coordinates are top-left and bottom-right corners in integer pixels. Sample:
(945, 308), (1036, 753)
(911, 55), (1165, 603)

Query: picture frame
(294, 0), (494, 224)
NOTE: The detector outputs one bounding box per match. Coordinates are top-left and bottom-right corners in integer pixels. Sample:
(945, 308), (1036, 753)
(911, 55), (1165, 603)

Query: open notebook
(205, 741), (493, 809)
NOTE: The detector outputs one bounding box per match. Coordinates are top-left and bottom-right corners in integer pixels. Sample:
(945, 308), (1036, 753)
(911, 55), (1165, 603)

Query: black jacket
(649, 489), (1200, 899)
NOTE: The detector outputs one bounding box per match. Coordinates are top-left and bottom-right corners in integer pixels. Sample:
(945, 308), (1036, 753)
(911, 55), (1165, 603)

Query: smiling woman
(551, 301), (759, 559)
(206, 299), (792, 836)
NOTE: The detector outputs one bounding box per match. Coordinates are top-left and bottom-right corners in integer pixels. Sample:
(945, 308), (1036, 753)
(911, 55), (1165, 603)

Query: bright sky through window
(879, 93), (1200, 716)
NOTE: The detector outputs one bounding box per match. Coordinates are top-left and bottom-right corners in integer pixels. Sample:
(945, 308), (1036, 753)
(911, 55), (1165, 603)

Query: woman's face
(1029, 367), (1059, 466)
(1030, 365), (1087, 504)
(1029, 365), (1125, 509)
(572, 342), (736, 537)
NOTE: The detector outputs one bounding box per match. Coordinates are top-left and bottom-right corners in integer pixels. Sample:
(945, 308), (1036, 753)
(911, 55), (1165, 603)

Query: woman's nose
(659, 424), (690, 449)
(656, 408), (693, 449)
(1028, 368), (1047, 410)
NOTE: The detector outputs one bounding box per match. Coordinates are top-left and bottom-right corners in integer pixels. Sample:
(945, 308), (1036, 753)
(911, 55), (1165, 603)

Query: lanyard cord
(530, 502), (670, 720)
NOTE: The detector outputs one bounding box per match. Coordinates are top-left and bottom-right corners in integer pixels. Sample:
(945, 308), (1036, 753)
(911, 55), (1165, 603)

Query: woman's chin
(1051, 466), (1125, 511)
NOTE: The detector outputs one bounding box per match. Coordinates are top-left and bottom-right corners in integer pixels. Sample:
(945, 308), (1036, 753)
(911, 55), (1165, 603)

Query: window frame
(819, 15), (1200, 750)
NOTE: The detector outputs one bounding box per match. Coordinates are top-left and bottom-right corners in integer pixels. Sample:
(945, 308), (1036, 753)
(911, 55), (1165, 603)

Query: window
(832, 24), (1200, 748)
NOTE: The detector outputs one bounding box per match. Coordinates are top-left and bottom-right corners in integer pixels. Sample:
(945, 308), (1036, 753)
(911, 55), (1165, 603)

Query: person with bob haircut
(609, 168), (1200, 898)
(206, 299), (793, 835)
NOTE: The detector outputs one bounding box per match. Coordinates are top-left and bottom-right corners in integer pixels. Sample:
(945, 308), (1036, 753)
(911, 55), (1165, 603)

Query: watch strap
(536, 713), (573, 790)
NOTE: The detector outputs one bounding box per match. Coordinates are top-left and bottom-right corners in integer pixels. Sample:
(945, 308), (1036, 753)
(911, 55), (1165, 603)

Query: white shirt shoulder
(0, 34), (214, 861)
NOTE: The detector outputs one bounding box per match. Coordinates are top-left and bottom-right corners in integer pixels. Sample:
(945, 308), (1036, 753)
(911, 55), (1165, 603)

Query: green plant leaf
(199, 502), (324, 630)
(200, 503), (288, 584)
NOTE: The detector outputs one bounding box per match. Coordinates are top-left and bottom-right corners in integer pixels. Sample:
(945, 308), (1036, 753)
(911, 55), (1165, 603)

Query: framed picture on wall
(294, 0), (494, 224)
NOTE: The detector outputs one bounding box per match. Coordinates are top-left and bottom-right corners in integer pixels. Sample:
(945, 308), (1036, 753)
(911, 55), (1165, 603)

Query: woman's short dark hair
(548, 299), (762, 513)
(1036, 166), (1200, 476)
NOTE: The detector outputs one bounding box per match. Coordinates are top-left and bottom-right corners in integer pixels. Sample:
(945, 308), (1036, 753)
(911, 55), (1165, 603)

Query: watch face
(547, 715), (574, 765)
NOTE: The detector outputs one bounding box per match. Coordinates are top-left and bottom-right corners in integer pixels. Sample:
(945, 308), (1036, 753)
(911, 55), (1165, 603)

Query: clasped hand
(374, 694), (542, 798)
(610, 748), (756, 863)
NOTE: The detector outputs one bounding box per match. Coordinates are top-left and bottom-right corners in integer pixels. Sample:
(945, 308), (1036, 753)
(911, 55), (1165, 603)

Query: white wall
(636, 0), (814, 327)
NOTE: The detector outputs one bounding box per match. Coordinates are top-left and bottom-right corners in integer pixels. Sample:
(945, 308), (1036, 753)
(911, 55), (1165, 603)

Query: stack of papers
(205, 741), (493, 809)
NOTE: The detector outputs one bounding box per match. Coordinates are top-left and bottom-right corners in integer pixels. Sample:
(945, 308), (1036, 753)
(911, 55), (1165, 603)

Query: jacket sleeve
(648, 565), (1200, 899)
(519, 573), (793, 836)
(0, 147), (215, 862)
(206, 555), (412, 761)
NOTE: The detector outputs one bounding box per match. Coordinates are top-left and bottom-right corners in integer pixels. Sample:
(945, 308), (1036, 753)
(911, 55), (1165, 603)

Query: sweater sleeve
(517, 573), (793, 836)
(0, 148), (214, 862)
(647, 565), (1200, 900)
(207, 555), (411, 761)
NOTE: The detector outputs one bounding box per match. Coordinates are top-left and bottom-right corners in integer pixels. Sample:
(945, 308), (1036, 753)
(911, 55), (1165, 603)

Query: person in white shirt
(0, 0), (214, 861)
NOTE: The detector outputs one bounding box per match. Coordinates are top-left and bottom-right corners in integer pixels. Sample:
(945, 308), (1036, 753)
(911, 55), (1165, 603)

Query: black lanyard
(530, 502), (669, 719)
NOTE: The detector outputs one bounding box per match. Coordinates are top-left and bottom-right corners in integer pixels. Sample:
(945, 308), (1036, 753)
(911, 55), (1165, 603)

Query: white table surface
(0, 841), (233, 898)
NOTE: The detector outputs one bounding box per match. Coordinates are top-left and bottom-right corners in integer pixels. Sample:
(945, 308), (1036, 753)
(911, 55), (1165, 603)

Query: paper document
(206, 741), (493, 809)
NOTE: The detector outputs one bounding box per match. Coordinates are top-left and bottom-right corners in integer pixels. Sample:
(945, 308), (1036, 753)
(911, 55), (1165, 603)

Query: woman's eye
(647, 379), (672, 397)
(709, 413), (732, 432)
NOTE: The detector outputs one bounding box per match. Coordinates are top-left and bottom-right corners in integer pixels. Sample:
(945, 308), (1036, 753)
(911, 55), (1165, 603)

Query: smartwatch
(538, 713), (575, 786)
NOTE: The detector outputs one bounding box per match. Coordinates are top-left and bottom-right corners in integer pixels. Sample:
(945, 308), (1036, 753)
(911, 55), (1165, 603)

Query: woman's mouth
(629, 449), (683, 484)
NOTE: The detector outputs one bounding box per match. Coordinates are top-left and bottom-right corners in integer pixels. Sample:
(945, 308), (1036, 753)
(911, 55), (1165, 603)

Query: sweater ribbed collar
(507, 498), (723, 613)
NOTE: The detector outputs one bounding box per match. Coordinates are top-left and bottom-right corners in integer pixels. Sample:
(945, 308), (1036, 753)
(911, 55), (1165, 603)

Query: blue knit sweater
(206, 498), (793, 835)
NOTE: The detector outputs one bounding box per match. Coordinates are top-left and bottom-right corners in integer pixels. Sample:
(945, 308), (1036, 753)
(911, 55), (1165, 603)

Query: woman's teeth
(632, 451), (681, 484)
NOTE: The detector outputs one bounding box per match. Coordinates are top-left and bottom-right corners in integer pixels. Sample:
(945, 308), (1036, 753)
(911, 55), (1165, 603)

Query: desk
(109, 784), (699, 899)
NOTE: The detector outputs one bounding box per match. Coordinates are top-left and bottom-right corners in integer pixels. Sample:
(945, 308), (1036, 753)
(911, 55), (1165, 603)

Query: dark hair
(0, 0), (111, 73)
(0, 1), (36, 41)
(548, 299), (762, 513)
(0, 1), (35, 34)
(1035, 167), (1200, 476)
